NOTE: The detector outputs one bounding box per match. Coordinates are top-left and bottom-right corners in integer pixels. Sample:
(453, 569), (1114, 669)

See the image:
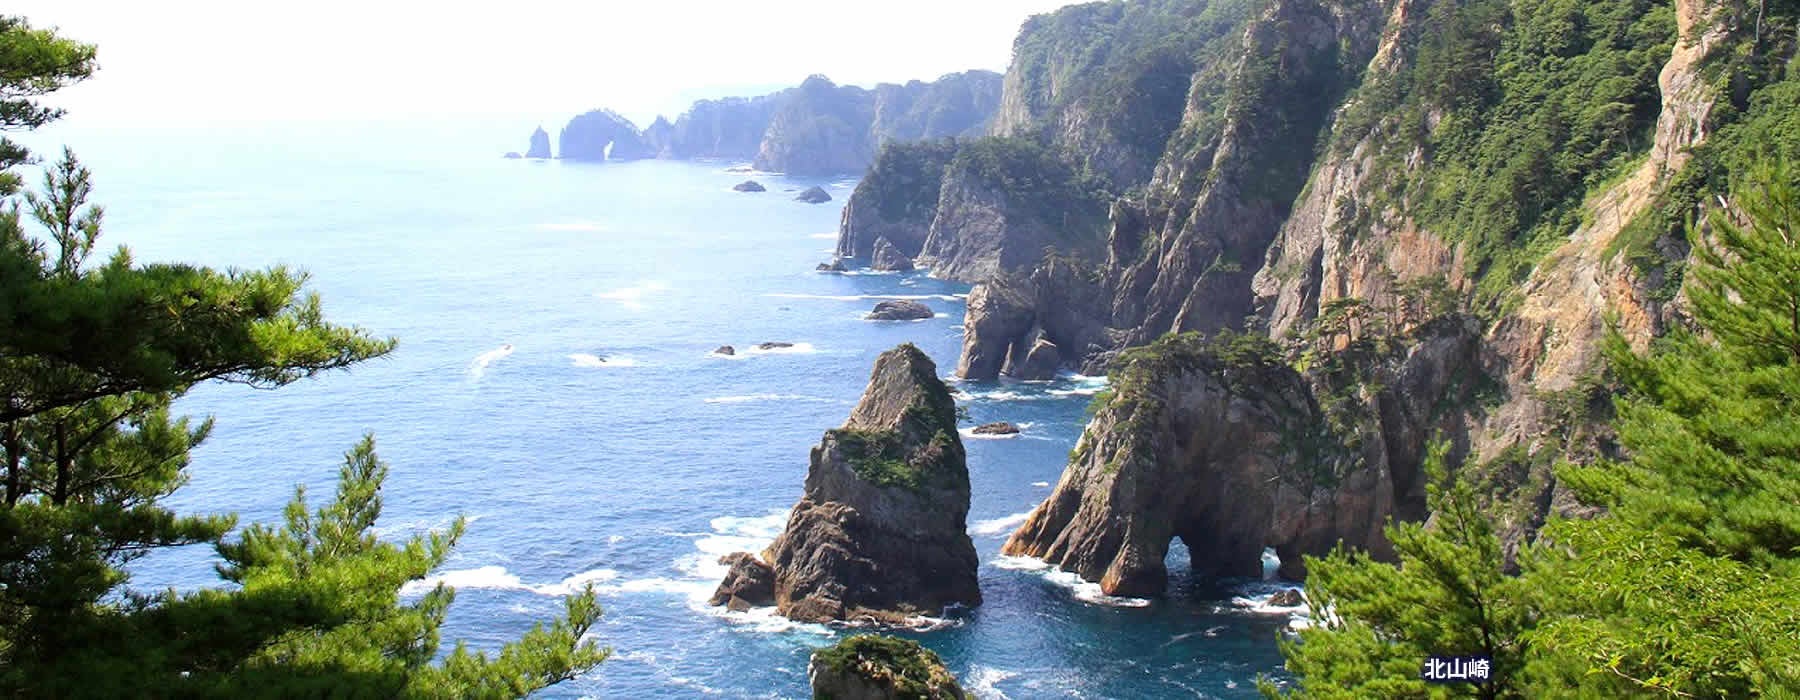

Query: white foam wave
(595, 281), (670, 310)
(965, 666), (1019, 700)
(1031, 481), (1051, 488)
(703, 394), (837, 405)
(400, 565), (618, 598)
(569, 353), (637, 368)
(765, 293), (966, 302)
(536, 222), (607, 232)
(971, 511), (1032, 536)
(993, 556), (1152, 608)
(468, 344), (515, 378)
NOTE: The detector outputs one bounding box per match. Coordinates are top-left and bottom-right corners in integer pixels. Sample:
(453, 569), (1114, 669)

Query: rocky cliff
(712, 344), (981, 622)
(855, 0), (1795, 590)
(536, 70), (1002, 174)
(558, 109), (653, 161)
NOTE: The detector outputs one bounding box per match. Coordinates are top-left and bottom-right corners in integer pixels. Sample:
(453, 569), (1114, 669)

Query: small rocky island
(865, 300), (933, 321)
(711, 344), (981, 623)
(733, 180), (767, 192)
(809, 635), (967, 700)
(795, 186), (832, 203)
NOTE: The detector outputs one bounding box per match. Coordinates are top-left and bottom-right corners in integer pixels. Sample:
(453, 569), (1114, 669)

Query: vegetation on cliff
(810, 634), (966, 699)
(1271, 162), (1800, 698)
(0, 17), (606, 695)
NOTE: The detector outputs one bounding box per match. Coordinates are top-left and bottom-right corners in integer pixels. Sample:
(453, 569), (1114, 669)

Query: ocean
(21, 119), (1297, 698)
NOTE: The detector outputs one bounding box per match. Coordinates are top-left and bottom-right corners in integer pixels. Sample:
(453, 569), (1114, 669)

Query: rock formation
(708, 552), (774, 611)
(757, 342), (794, 350)
(526, 127), (552, 159)
(796, 186), (833, 204)
(817, 261), (848, 273)
(713, 344), (981, 623)
(971, 422), (1019, 436)
(503, 152), (522, 159)
(714, 345), (736, 356)
(558, 109), (652, 161)
(809, 635), (967, 700)
(869, 237), (914, 272)
(1003, 322), (1487, 592)
(733, 180), (766, 193)
(865, 300), (933, 322)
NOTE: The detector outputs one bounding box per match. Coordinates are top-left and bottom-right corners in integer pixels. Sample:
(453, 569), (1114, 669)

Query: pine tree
(1271, 159), (1800, 698)
(0, 31), (610, 693)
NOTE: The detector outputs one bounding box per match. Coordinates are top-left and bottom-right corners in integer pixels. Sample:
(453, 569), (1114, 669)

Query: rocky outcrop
(1003, 321), (1488, 592)
(869, 237), (914, 272)
(642, 116), (675, 158)
(956, 279), (1038, 381)
(708, 553), (774, 611)
(817, 261), (847, 273)
(866, 300), (933, 322)
(558, 109), (652, 161)
(971, 422), (1019, 436)
(733, 180), (766, 193)
(526, 126), (552, 159)
(714, 345), (736, 356)
(796, 186), (833, 204)
(715, 344), (980, 623)
(809, 635), (968, 700)
(914, 139), (1108, 283)
(503, 152), (522, 159)
(837, 141), (961, 263)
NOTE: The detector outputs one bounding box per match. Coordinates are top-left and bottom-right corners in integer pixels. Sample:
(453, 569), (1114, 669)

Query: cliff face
(754, 72), (1005, 176)
(558, 109), (653, 161)
(850, 0), (1786, 591)
(538, 71), (1003, 174)
(712, 344), (981, 623)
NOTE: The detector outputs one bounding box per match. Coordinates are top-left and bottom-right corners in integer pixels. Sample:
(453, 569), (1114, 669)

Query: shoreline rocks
(809, 635), (968, 700)
(712, 344), (980, 623)
(870, 237), (916, 272)
(866, 300), (933, 322)
(714, 346), (736, 356)
(817, 260), (848, 273)
(971, 422), (1020, 436)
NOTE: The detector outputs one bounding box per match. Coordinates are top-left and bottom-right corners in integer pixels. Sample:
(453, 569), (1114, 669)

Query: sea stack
(526, 126), (552, 159)
(712, 344), (981, 623)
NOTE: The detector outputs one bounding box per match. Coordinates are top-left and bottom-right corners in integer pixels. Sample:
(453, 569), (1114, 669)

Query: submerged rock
(757, 341), (795, 350)
(796, 186), (833, 204)
(971, 422), (1019, 436)
(809, 635), (968, 700)
(708, 553), (776, 611)
(870, 237), (915, 273)
(734, 180), (767, 192)
(1268, 589), (1304, 607)
(714, 345), (736, 356)
(714, 344), (980, 623)
(865, 300), (933, 322)
(503, 152), (523, 159)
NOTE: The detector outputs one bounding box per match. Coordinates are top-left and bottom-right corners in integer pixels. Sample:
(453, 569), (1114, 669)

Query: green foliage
(1008, 0), (1260, 185)
(1275, 158), (1800, 699)
(947, 136), (1111, 245)
(856, 140), (962, 224)
(0, 16), (98, 195)
(1343, 0), (1675, 312)
(812, 634), (964, 699)
(1271, 443), (1534, 699)
(0, 146), (605, 694)
(832, 428), (922, 490)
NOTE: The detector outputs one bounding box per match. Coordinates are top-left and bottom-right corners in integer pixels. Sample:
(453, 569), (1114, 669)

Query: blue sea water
(22, 119), (1297, 698)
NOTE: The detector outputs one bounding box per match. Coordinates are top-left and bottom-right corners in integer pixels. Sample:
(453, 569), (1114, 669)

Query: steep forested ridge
(837, 0), (1800, 693)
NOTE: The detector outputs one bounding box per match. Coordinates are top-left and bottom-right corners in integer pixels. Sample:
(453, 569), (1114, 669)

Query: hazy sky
(14, 1), (1079, 128)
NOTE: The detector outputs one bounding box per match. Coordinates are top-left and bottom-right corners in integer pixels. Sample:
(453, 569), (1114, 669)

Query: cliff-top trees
(0, 15), (606, 697)
(1269, 161), (1800, 698)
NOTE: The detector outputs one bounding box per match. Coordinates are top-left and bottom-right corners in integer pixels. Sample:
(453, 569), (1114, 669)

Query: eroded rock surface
(715, 345), (980, 622)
